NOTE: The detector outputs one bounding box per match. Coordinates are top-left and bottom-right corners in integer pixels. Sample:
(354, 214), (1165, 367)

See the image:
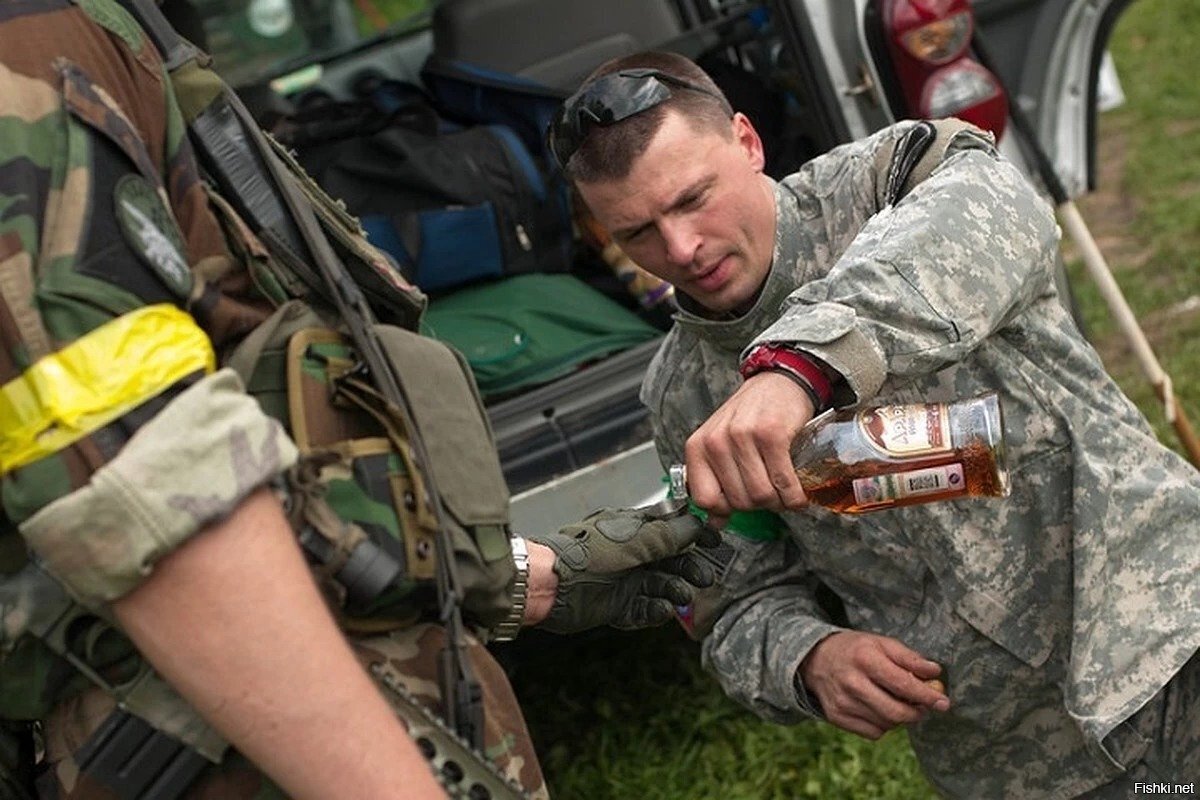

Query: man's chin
(683, 287), (752, 318)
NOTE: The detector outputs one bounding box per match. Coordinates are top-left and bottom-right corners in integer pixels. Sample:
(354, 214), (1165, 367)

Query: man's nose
(659, 218), (700, 267)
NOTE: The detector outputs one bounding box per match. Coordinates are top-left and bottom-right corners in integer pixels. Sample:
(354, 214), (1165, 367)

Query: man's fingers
(850, 680), (926, 727)
(617, 596), (676, 630)
(636, 571), (697, 606)
(662, 509), (721, 551)
(830, 711), (888, 741)
(872, 641), (950, 711)
(878, 637), (941, 676)
(681, 447), (733, 518)
(727, 431), (784, 511)
(763, 439), (808, 511)
(819, 670), (923, 729)
(905, 676), (950, 712)
(706, 446), (752, 510)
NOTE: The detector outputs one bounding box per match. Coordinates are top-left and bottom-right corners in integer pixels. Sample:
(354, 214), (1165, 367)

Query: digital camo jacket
(641, 121), (1200, 798)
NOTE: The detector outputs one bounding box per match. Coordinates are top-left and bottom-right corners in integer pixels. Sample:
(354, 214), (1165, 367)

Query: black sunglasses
(546, 68), (729, 171)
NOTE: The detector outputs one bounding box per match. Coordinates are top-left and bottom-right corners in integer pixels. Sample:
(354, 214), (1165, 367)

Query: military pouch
(371, 324), (515, 629)
(283, 325), (515, 631)
(285, 327), (431, 624)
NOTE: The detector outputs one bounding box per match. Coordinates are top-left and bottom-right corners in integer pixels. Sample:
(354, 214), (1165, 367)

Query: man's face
(577, 110), (777, 314)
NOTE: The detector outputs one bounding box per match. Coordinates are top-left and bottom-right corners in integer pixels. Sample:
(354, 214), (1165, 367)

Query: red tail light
(883, 0), (1008, 138)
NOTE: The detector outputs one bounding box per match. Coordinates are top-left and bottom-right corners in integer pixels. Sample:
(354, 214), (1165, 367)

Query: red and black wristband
(739, 344), (834, 412)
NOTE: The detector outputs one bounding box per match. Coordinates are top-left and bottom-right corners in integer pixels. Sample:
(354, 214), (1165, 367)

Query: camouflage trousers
(38, 623), (548, 799)
(1080, 649), (1200, 799)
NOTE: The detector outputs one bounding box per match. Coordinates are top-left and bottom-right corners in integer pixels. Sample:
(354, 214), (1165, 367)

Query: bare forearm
(113, 487), (445, 799)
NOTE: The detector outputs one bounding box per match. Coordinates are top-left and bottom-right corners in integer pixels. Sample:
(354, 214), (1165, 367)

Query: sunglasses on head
(546, 68), (729, 171)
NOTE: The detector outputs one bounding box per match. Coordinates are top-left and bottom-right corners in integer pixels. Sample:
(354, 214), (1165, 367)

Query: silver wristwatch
(491, 536), (529, 642)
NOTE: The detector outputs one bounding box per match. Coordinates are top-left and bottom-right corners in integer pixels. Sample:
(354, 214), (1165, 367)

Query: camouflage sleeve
(700, 532), (846, 724)
(749, 124), (1061, 404)
(643, 342), (846, 723)
(19, 369), (297, 607)
(1, 2), (297, 608)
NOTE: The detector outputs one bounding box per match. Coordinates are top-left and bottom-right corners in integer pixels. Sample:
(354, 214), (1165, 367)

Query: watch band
(739, 344), (834, 411)
(491, 536), (529, 642)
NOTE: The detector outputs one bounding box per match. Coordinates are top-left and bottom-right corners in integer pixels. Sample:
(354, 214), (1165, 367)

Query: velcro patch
(113, 174), (193, 299)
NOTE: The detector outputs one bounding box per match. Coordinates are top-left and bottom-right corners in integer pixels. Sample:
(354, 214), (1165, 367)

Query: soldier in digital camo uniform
(0, 4), (717, 798)
(552, 50), (1200, 798)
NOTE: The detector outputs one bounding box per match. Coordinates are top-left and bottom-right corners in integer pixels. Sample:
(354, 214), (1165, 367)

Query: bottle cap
(668, 463), (688, 501)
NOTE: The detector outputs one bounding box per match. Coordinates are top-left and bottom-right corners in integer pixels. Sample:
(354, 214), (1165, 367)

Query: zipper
(486, 126), (542, 258)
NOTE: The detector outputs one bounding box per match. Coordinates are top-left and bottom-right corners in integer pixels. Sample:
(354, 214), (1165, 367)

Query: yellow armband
(0, 304), (215, 474)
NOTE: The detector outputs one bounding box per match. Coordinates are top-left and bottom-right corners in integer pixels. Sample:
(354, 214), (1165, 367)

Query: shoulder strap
(878, 118), (984, 207)
(883, 121), (936, 207)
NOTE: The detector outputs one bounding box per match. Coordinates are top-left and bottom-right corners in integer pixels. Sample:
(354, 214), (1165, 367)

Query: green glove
(526, 505), (720, 634)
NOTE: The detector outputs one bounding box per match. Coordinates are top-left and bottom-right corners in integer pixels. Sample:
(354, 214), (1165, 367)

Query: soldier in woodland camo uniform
(0, 4), (716, 798)
(557, 51), (1200, 798)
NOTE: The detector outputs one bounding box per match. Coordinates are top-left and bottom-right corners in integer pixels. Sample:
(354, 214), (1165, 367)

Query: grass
(1065, 0), (1200, 451)
(506, 627), (934, 800)
(510, 1), (1200, 798)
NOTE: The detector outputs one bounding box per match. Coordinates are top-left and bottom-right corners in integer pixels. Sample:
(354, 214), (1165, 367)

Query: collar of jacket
(672, 181), (802, 354)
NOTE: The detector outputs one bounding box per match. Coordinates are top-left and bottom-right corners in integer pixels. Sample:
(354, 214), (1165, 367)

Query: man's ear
(731, 112), (766, 173)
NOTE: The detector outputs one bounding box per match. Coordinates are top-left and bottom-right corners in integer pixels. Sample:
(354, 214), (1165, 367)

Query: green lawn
(1067, 0), (1200, 450)
(511, 1), (1199, 797)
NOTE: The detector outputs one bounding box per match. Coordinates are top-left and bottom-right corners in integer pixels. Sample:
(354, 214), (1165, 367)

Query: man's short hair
(564, 51), (732, 184)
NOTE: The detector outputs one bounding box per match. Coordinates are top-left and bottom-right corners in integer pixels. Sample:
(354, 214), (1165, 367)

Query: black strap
(71, 710), (208, 800)
(883, 120), (937, 207)
(0, 721), (35, 800)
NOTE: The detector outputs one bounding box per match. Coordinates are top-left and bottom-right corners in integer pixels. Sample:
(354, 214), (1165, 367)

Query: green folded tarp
(421, 273), (662, 399)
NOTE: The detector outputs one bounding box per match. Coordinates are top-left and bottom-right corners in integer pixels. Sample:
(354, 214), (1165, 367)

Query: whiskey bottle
(668, 393), (1009, 514)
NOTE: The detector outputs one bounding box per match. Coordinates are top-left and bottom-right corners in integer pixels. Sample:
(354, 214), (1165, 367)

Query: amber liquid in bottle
(793, 393), (1009, 513)
(668, 393), (1009, 514)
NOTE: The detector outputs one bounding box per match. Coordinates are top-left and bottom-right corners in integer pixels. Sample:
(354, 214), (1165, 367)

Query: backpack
(283, 80), (572, 294)
(420, 55), (566, 160)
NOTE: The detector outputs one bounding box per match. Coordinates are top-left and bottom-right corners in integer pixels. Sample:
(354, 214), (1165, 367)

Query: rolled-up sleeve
(19, 368), (297, 607)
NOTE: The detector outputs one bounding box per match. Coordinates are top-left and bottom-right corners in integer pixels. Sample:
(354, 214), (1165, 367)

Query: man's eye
(682, 193), (705, 209)
(622, 227), (650, 244)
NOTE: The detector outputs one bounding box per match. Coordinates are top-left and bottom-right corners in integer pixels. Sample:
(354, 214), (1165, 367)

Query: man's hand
(799, 631), (951, 740)
(685, 371), (816, 527)
(525, 505), (721, 634)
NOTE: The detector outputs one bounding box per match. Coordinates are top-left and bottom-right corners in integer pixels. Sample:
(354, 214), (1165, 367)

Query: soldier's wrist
(522, 540), (559, 626)
(491, 537), (560, 640)
(491, 536), (530, 641)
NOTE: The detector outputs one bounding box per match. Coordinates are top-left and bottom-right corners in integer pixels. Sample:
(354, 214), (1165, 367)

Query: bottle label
(852, 463), (965, 507)
(858, 402), (952, 458)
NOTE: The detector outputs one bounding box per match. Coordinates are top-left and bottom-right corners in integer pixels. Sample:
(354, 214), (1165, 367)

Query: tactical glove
(526, 505), (720, 635)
